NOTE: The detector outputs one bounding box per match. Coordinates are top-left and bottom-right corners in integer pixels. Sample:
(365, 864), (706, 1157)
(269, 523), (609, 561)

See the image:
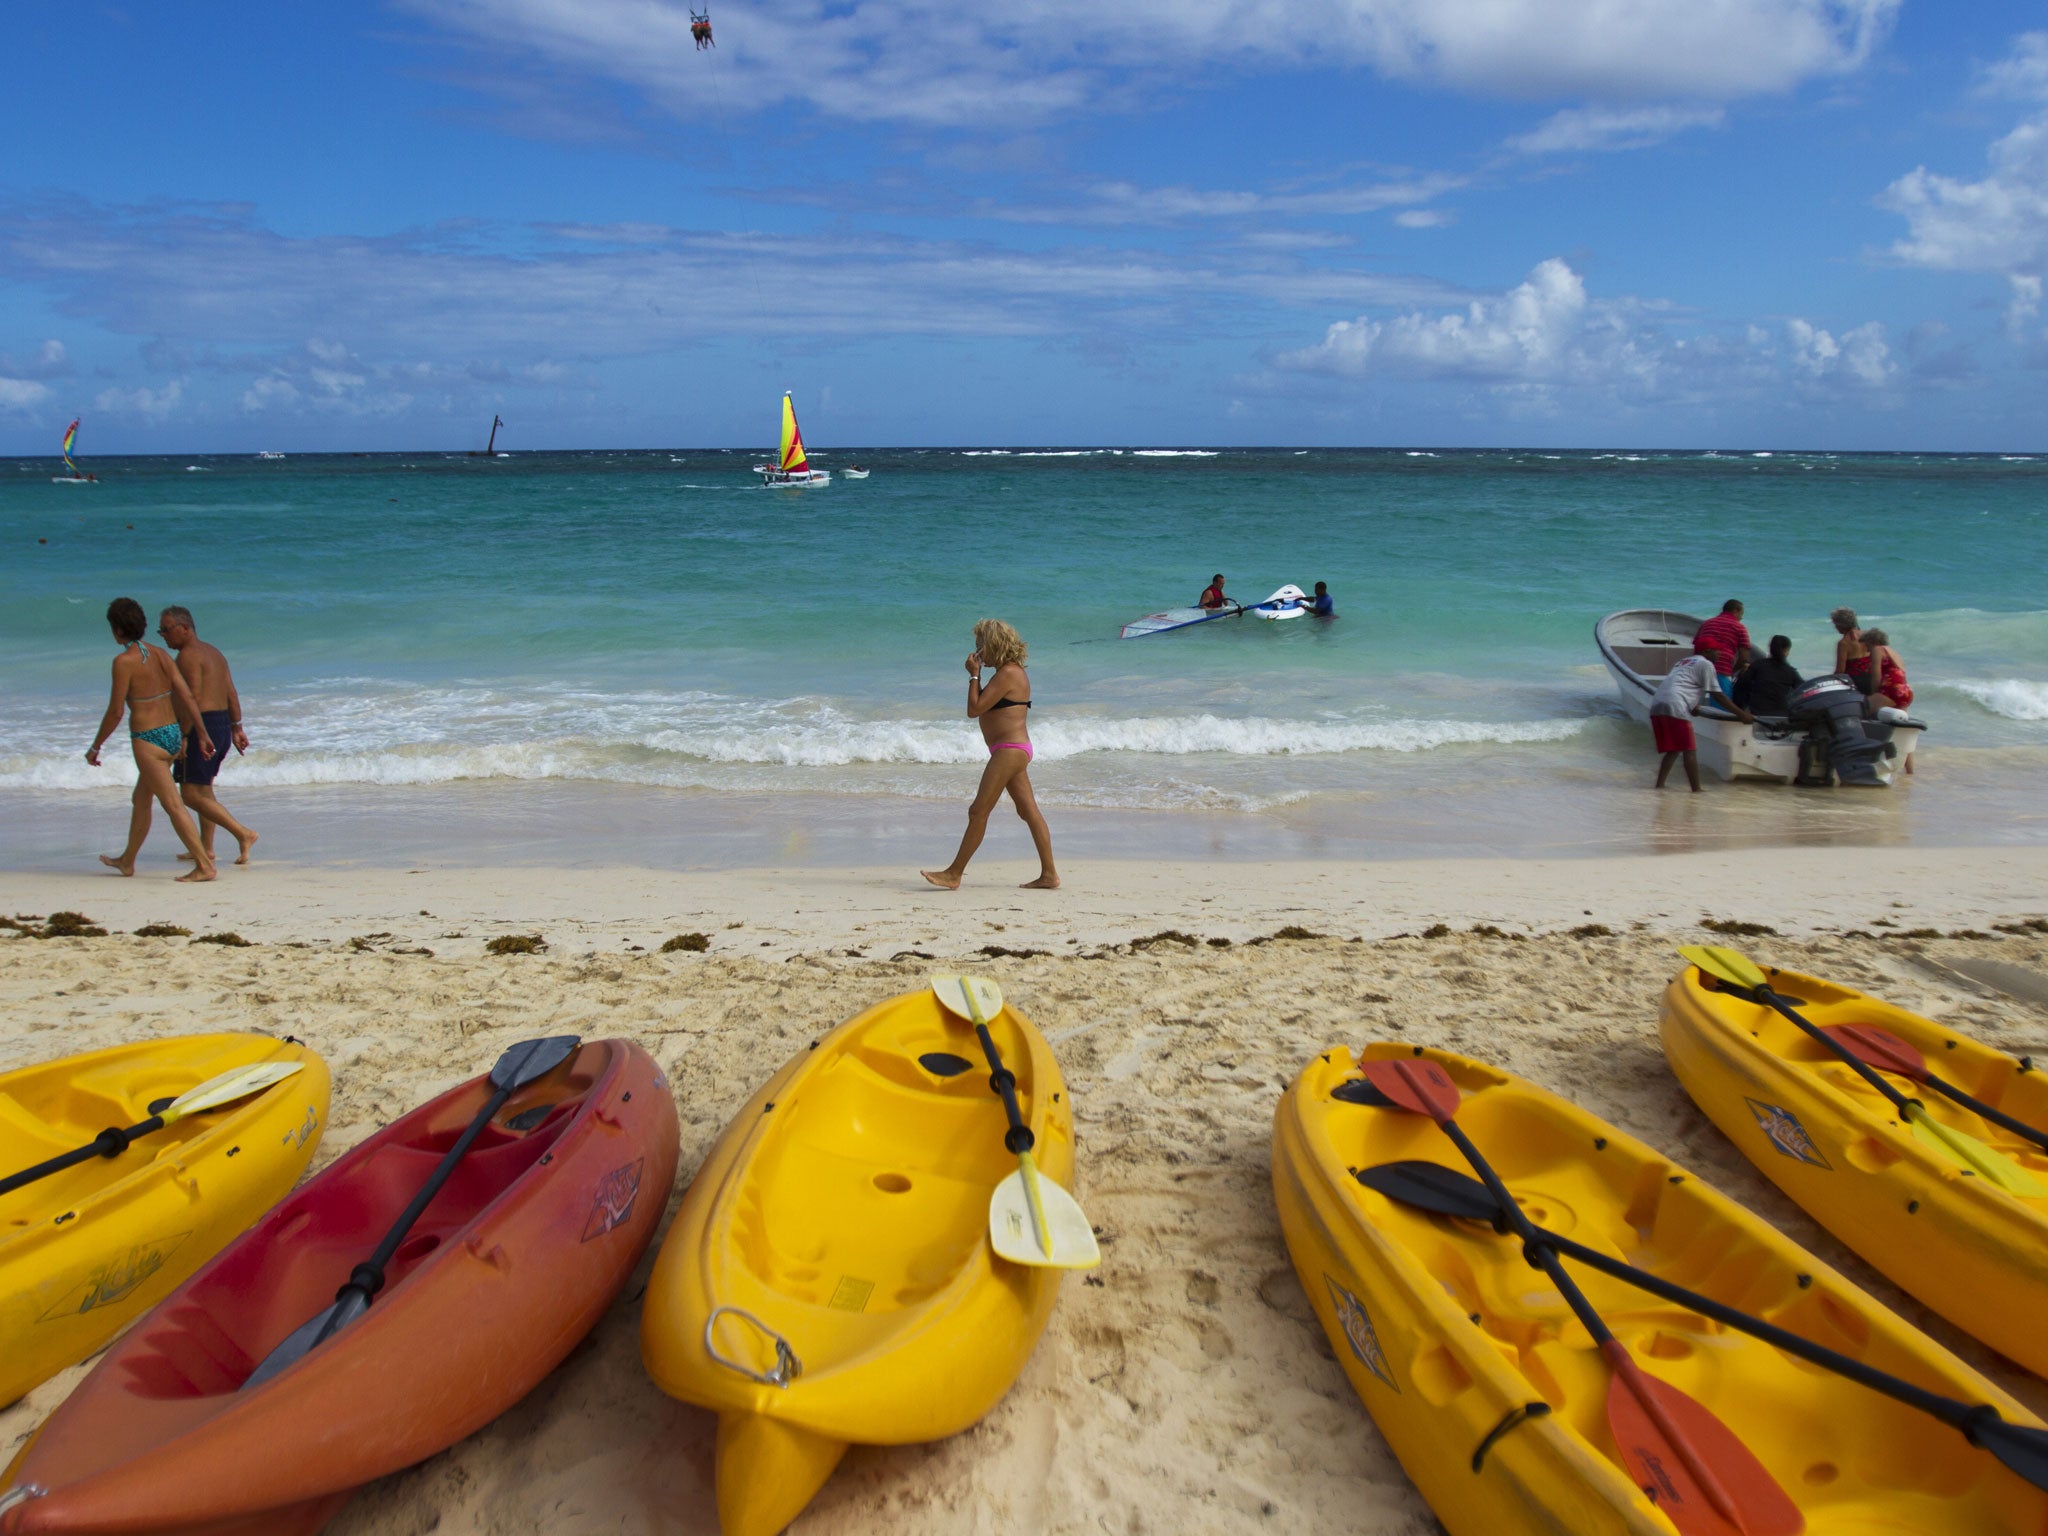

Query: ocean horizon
(8, 446), (2046, 865)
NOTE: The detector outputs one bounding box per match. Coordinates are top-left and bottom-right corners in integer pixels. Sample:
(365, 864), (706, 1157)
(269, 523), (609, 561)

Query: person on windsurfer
(922, 619), (1058, 891)
(1199, 574), (1229, 610)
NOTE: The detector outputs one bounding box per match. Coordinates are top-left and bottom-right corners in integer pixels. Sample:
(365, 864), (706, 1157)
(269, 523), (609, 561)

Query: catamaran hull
(1595, 609), (1921, 783)
(755, 468), (831, 486)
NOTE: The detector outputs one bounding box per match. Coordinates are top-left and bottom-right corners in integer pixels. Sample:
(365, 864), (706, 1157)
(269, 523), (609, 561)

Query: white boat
(753, 393), (830, 486)
(1595, 608), (1922, 784)
(255, 451), (286, 460)
(841, 466), (870, 479)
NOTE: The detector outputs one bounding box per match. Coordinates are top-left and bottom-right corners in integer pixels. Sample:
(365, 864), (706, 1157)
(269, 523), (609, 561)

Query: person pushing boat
(922, 619), (1058, 891)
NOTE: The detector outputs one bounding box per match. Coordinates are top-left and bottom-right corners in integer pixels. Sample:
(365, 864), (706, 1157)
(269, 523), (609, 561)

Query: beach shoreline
(4, 847), (2048, 1533)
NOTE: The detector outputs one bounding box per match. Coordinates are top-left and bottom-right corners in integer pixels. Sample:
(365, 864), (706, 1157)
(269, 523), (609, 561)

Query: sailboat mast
(486, 415), (501, 455)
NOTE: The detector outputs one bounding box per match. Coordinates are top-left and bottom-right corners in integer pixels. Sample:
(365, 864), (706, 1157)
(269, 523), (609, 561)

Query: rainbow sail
(779, 393), (809, 474)
(61, 418), (79, 475)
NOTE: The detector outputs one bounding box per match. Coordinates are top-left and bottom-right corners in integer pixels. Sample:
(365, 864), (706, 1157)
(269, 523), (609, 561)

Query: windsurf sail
(1119, 604), (1244, 639)
(779, 393), (809, 474)
(61, 418), (79, 476)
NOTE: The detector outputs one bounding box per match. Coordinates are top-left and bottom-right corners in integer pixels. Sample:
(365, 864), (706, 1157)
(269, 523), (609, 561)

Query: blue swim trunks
(174, 710), (233, 786)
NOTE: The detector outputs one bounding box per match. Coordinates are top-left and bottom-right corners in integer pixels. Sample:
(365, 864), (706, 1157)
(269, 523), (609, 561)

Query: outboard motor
(1784, 675), (1895, 787)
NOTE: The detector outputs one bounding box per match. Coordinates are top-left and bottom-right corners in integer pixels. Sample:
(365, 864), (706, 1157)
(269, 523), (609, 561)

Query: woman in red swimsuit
(1854, 627), (1913, 709)
(922, 618), (1058, 890)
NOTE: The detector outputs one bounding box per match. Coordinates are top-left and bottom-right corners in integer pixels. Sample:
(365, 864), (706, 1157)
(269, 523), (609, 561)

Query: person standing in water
(85, 597), (217, 881)
(159, 606), (259, 865)
(922, 619), (1058, 891)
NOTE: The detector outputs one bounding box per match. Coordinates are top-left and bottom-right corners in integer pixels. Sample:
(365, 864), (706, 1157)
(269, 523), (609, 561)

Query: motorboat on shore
(1596, 609), (1923, 784)
(753, 393), (830, 487)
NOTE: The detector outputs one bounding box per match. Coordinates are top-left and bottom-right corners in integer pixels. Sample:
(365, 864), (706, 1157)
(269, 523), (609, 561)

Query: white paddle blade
(989, 1164), (1099, 1270)
(163, 1060), (306, 1123)
(930, 973), (1004, 1025)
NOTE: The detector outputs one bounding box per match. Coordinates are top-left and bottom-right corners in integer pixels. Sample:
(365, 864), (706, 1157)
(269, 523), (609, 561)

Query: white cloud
(1279, 259), (1628, 382)
(0, 377), (51, 411)
(93, 380), (184, 420)
(1507, 104), (1725, 155)
(1785, 318), (1894, 385)
(1277, 259), (1896, 408)
(1392, 209), (1455, 229)
(1880, 35), (2048, 277)
(402, 0), (1899, 129)
(986, 173), (1465, 227)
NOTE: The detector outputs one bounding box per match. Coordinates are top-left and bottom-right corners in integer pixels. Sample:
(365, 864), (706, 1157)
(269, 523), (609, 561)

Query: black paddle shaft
(0, 1103), (172, 1199)
(1921, 1074), (2048, 1156)
(1432, 1115), (1621, 1353)
(1356, 1161), (2048, 1484)
(972, 1022), (1035, 1156)
(1745, 984), (1921, 1118)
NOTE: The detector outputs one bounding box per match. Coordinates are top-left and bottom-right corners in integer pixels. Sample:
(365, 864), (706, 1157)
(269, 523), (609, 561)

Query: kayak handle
(705, 1305), (801, 1388)
(0, 1486), (46, 1516)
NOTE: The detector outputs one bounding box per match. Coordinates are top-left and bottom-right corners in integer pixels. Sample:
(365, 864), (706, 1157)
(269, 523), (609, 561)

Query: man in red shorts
(1648, 653), (1753, 791)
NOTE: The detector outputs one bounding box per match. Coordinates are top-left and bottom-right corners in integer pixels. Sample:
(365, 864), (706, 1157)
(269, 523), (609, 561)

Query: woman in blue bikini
(86, 597), (218, 881)
(922, 618), (1058, 890)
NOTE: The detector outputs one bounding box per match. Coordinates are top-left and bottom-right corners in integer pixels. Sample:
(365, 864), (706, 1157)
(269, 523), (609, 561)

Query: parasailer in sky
(690, 8), (713, 48)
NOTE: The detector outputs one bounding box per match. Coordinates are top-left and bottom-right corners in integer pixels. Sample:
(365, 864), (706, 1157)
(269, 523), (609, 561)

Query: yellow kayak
(640, 988), (1076, 1536)
(1663, 958), (2048, 1378)
(0, 1032), (329, 1406)
(1272, 1042), (2048, 1534)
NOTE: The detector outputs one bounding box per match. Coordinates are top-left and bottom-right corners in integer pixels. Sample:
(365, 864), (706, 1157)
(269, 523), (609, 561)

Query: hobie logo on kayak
(37, 1233), (192, 1321)
(1746, 1097), (1832, 1170)
(282, 1105), (318, 1149)
(581, 1157), (645, 1241)
(1324, 1275), (1398, 1392)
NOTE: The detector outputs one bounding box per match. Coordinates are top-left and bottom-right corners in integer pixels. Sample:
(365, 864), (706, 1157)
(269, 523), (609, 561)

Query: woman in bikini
(922, 618), (1058, 891)
(86, 597), (218, 881)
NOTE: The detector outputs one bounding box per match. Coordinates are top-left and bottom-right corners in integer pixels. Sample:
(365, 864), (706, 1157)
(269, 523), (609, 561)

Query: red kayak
(0, 1037), (678, 1536)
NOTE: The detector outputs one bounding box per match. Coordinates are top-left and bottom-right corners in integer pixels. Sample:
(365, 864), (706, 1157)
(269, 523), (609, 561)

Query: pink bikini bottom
(990, 742), (1033, 760)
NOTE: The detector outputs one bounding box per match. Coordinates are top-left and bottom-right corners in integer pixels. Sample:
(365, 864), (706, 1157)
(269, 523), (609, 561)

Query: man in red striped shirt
(1692, 600), (1752, 698)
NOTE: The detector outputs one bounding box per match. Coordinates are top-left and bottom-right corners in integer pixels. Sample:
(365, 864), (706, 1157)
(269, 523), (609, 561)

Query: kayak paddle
(1355, 1157), (2048, 1495)
(1360, 1052), (1804, 1536)
(1820, 1022), (2048, 1157)
(0, 1059), (306, 1199)
(1680, 946), (2044, 1197)
(929, 975), (1099, 1270)
(242, 1035), (581, 1389)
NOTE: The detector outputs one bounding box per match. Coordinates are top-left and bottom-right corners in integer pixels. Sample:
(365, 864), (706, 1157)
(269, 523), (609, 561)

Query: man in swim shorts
(1648, 653), (1753, 792)
(160, 606), (259, 864)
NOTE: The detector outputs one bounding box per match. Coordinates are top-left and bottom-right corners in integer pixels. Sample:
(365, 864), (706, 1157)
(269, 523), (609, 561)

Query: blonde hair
(973, 618), (1027, 668)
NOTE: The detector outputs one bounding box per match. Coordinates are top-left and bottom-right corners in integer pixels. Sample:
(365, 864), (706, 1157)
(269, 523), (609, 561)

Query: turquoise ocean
(6, 447), (2047, 864)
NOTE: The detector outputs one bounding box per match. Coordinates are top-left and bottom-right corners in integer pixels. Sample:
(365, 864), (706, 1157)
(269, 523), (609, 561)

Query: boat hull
(1661, 961), (2048, 1378)
(1273, 1041), (2048, 1534)
(0, 1038), (677, 1535)
(641, 988), (1073, 1536)
(0, 1033), (329, 1408)
(1595, 609), (1920, 782)
(753, 468), (830, 486)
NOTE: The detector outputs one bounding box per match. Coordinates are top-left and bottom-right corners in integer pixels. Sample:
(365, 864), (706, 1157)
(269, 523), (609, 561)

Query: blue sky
(4, 1), (2047, 451)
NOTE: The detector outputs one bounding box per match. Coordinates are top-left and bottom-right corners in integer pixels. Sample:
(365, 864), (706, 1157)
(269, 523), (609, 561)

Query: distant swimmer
(1199, 574), (1230, 610)
(1302, 581), (1334, 617)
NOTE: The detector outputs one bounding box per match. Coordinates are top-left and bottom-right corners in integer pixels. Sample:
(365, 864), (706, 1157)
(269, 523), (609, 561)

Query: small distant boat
(841, 465), (870, 480)
(465, 415), (505, 458)
(1118, 585), (1306, 639)
(1595, 607), (1923, 783)
(255, 451), (286, 460)
(753, 393), (830, 486)
(52, 417), (96, 484)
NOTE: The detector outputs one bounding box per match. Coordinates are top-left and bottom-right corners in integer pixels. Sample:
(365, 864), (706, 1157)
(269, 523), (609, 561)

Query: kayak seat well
(113, 1102), (576, 1398)
(729, 1039), (1030, 1315)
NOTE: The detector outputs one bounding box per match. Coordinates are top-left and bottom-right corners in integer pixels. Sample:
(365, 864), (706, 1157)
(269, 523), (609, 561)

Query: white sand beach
(4, 848), (2048, 1532)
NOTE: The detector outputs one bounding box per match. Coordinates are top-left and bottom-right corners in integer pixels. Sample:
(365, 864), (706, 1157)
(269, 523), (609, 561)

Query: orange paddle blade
(1822, 1024), (1927, 1082)
(1603, 1344), (1804, 1536)
(1360, 1056), (1460, 1121)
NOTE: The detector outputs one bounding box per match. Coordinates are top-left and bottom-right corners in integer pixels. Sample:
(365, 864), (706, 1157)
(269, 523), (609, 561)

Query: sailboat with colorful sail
(753, 392), (830, 486)
(53, 417), (96, 483)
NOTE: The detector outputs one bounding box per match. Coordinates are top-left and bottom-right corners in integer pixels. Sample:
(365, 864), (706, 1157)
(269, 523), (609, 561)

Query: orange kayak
(0, 1038), (677, 1536)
